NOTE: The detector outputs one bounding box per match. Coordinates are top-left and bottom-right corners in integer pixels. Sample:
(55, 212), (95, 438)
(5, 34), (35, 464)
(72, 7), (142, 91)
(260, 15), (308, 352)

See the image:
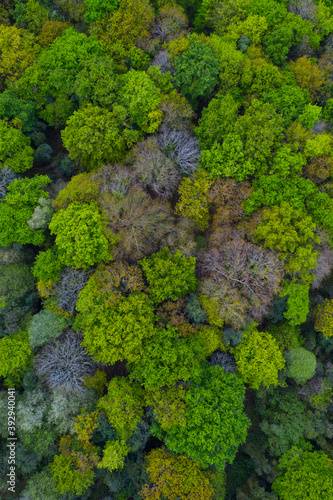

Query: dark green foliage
(262, 85), (310, 126)
(0, 262), (38, 337)
(264, 27), (293, 66)
(174, 40), (219, 109)
(0, 89), (36, 132)
(223, 328), (243, 347)
(186, 293), (206, 324)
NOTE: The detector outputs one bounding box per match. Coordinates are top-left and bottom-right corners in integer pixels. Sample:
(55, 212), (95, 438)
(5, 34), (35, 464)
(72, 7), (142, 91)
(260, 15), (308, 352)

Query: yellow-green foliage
(198, 295), (224, 328)
(315, 299), (333, 338)
(140, 447), (216, 500)
(85, 370), (107, 396)
(197, 325), (222, 356)
(175, 169), (213, 230)
(97, 377), (145, 441)
(52, 173), (101, 211)
(0, 25), (40, 88)
(146, 385), (187, 430)
(97, 439), (130, 472)
(234, 323), (286, 389)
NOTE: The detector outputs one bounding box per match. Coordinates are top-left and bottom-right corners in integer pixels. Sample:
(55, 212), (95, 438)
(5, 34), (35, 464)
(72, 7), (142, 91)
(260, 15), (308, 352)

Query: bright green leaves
(0, 175), (51, 246)
(0, 119), (34, 173)
(119, 69), (163, 134)
(84, 0), (120, 24)
(49, 201), (114, 270)
(234, 323), (286, 390)
(61, 104), (126, 171)
(140, 247), (198, 304)
(128, 325), (205, 390)
(0, 330), (32, 386)
(165, 364), (250, 469)
(272, 447), (333, 500)
(75, 290), (156, 364)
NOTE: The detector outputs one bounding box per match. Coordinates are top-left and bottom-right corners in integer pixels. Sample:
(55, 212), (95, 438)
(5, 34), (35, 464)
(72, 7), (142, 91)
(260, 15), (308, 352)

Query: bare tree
(151, 50), (174, 74)
(91, 164), (135, 197)
(288, 0), (317, 22)
(100, 186), (174, 260)
(210, 351), (237, 373)
(54, 267), (92, 313)
(153, 5), (188, 43)
(157, 129), (200, 177)
(199, 239), (284, 326)
(133, 137), (179, 198)
(34, 330), (97, 394)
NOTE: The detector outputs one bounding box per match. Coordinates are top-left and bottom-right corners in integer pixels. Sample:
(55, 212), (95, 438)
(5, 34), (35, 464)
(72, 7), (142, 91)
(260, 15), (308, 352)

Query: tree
(262, 84), (310, 126)
(272, 447), (333, 500)
(195, 92), (240, 149)
(97, 377), (145, 441)
(75, 288), (156, 364)
(50, 454), (95, 496)
(140, 247), (198, 304)
(97, 439), (130, 472)
(37, 20), (71, 47)
(0, 330), (32, 386)
(15, 27), (102, 124)
(84, 0), (120, 24)
(52, 173), (101, 211)
(0, 90), (36, 133)
(157, 128), (201, 177)
(199, 240), (284, 327)
(53, 267), (91, 314)
(174, 168), (213, 230)
(140, 447), (215, 500)
(0, 262), (38, 337)
(165, 363), (250, 469)
(264, 27), (293, 65)
(49, 201), (116, 270)
(314, 299), (333, 338)
(28, 309), (70, 351)
(100, 186), (174, 260)
(0, 24), (40, 89)
(289, 56), (327, 101)
(127, 325), (205, 390)
(255, 202), (320, 285)
(284, 347), (317, 384)
(61, 104), (126, 171)
(233, 323), (286, 390)
(90, 0), (154, 50)
(32, 248), (63, 282)
(34, 330), (97, 393)
(118, 70), (163, 134)
(146, 385), (187, 431)
(0, 175), (51, 246)
(133, 138), (179, 199)
(0, 119), (34, 173)
(280, 282), (310, 326)
(174, 39), (219, 109)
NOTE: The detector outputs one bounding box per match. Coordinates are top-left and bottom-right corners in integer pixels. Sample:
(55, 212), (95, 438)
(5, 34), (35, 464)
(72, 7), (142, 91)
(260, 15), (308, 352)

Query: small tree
(314, 299), (333, 338)
(0, 330), (32, 386)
